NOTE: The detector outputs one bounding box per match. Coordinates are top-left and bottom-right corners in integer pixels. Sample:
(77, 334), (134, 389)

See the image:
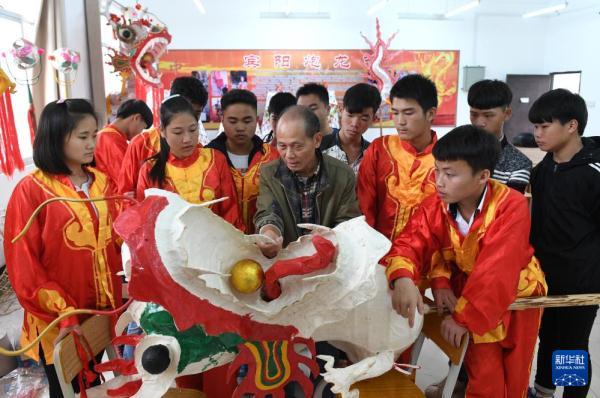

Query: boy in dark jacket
(529, 89), (600, 398)
(468, 79), (532, 193)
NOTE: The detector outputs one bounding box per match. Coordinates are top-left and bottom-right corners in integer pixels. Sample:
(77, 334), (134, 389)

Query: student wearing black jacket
(528, 89), (600, 398)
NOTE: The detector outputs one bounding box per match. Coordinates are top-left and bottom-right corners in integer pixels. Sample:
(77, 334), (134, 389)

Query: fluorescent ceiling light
(398, 12), (444, 20)
(522, 2), (567, 18)
(285, 0), (293, 15)
(367, 0), (390, 15)
(260, 12), (330, 19)
(193, 0), (206, 14)
(444, 0), (480, 18)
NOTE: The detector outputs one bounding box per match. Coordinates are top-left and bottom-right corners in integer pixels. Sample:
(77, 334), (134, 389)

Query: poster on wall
(159, 49), (459, 129)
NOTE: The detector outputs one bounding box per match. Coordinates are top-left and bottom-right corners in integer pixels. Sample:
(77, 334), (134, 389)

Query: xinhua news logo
(552, 350), (588, 387)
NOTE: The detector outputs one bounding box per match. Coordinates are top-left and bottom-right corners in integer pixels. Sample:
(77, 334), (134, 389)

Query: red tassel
(72, 332), (105, 398)
(0, 91), (25, 176)
(134, 75), (147, 102)
(27, 85), (36, 144)
(28, 104), (36, 145)
(151, 85), (163, 127)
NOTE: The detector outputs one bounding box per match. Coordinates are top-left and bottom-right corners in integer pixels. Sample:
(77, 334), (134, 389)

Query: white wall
(543, 10), (600, 136)
(139, 0), (555, 139)
(62, 0), (92, 100)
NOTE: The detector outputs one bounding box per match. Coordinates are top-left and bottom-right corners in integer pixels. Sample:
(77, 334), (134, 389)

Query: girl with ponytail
(137, 95), (242, 229)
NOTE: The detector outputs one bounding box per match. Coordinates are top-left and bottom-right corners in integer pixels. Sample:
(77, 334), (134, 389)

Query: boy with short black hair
(95, 99), (153, 184)
(263, 91), (296, 146)
(357, 74), (438, 242)
(321, 83), (381, 174)
(296, 82), (337, 136)
(206, 89), (278, 233)
(468, 79), (532, 193)
(528, 89), (600, 398)
(388, 124), (546, 398)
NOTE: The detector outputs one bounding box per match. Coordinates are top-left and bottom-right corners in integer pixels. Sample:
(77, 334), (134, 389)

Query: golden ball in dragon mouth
(229, 259), (264, 294)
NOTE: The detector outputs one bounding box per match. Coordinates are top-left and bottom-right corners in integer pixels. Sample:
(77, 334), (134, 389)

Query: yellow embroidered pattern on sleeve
(383, 136), (437, 240)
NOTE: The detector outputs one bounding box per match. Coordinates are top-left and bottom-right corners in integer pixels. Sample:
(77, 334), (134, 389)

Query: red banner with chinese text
(159, 49), (459, 126)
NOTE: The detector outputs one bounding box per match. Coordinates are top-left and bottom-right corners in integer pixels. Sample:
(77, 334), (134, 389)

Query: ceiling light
(444, 0), (480, 18)
(193, 0), (206, 15)
(522, 2), (567, 18)
(398, 12), (444, 20)
(259, 12), (330, 19)
(368, 0), (390, 16)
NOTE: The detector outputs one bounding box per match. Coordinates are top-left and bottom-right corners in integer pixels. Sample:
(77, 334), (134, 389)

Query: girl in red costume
(136, 95), (242, 231)
(4, 99), (123, 397)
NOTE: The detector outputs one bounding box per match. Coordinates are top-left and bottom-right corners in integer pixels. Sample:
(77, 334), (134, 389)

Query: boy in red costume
(95, 99), (152, 184)
(387, 125), (546, 398)
(206, 89), (279, 233)
(357, 74), (438, 242)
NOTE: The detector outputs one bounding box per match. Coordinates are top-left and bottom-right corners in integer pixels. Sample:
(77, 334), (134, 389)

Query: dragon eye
(117, 25), (137, 43)
(141, 344), (171, 374)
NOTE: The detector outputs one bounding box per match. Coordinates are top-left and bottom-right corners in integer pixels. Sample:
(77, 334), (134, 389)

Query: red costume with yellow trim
(206, 133), (279, 233)
(357, 132), (437, 241)
(136, 147), (243, 230)
(230, 145), (279, 233)
(386, 180), (547, 398)
(118, 127), (161, 195)
(95, 124), (129, 184)
(4, 168), (123, 364)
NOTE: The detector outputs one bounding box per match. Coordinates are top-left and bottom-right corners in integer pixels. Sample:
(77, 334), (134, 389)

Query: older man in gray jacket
(254, 105), (360, 258)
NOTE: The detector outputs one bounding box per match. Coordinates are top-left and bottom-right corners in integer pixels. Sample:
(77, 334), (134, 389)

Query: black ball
(141, 344), (171, 374)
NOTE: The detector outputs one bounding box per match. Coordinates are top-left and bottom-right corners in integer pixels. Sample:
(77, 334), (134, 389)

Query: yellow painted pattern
(37, 289), (75, 315)
(386, 256), (416, 280)
(261, 341), (283, 382)
(246, 341), (292, 390)
(428, 250), (453, 281)
(21, 313), (58, 362)
(231, 144), (276, 232)
(455, 296), (508, 343)
(383, 136), (436, 240)
(449, 181), (546, 343)
(165, 149), (215, 204)
(32, 169), (116, 310)
(445, 181), (509, 274)
(517, 257), (548, 298)
(143, 127), (161, 153)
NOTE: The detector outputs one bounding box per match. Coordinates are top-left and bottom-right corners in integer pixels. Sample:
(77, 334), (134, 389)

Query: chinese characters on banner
(159, 49), (459, 126)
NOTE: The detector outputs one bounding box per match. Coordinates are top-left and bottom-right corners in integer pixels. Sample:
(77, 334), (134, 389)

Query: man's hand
(441, 316), (468, 348)
(53, 324), (81, 346)
(256, 225), (283, 258)
(391, 278), (424, 328)
(432, 288), (458, 315)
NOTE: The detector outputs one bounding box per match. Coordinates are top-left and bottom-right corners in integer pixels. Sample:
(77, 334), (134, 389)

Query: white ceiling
(188, 0), (599, 19)
(372, 0), (597, 17)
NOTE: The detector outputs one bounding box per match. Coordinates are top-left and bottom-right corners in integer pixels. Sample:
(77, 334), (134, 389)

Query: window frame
(550, 70), (582, 94)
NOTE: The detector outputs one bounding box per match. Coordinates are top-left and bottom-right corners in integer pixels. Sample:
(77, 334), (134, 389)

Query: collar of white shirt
(449, 185), (487, 236)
